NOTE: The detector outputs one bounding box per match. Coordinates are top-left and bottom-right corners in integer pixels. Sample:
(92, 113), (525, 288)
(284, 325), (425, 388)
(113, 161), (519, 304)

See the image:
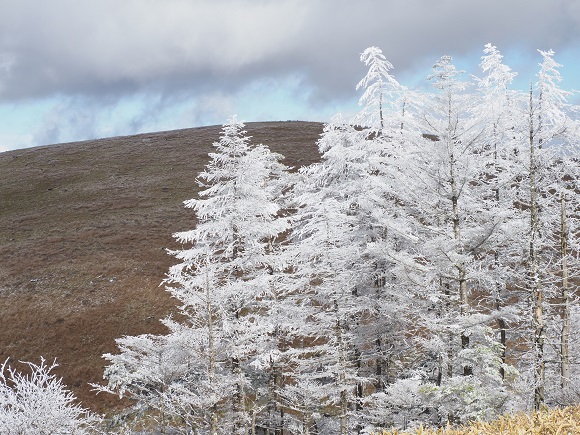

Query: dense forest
(3, 44), (580, 434)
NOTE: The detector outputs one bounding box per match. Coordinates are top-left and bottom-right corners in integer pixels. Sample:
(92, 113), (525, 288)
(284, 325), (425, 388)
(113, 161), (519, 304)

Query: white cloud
(1, 0), (579, 100)
(1, 0), (579, 150)
(0, 0), (314, 98)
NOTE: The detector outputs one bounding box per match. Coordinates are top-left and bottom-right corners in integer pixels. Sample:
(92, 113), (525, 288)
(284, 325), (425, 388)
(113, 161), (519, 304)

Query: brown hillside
(0, 121), (323, 413)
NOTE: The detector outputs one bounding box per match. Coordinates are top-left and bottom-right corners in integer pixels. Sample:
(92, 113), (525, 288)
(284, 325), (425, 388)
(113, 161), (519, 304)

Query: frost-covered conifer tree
(280, 101), (421, 432)
(350, 49), (431, 431)
(101, 117), (289, 434)
(280, 116), (382, 433)
(519, 49), (580, 409)
(354, 46), (405, 132)
(474, 43), (527, 382)
(164, 117), (288, 433)
(389, 54), (516, 424)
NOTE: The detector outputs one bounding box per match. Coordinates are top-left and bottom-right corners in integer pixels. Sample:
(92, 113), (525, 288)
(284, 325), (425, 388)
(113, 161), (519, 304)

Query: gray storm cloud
(1, 0), (579, 104)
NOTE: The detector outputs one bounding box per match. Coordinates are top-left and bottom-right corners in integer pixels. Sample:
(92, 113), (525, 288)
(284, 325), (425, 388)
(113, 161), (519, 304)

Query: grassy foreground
(377, 405), (580, 435)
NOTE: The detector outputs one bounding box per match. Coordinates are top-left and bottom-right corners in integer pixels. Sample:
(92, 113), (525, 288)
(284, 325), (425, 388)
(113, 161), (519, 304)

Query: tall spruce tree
(389, 54), (515, 423)
(101, 118), (289, 433)
(523, 49), (580, 409)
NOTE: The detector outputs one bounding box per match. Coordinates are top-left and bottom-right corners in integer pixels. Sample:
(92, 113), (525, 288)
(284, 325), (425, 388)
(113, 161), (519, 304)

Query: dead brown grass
(0, 121), (323, 413)
(377, 405), (580, 435)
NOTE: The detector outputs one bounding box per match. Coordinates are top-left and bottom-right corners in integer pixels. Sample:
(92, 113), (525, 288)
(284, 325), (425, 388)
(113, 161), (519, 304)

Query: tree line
(6, 44), (576, 434)
(99, 44), (580, 434)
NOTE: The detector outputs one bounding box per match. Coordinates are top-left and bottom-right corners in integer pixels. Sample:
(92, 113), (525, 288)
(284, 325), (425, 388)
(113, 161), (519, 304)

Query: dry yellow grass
(377, 405), (580, 435)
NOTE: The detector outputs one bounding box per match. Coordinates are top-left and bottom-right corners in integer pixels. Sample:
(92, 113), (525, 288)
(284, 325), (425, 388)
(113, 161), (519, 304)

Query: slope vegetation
(0, 121), (322, 412)
(378, 405), (580, 434)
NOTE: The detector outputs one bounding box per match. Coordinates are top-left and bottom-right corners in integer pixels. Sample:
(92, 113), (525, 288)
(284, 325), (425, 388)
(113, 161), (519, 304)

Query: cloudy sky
(1, 0), (580, 152)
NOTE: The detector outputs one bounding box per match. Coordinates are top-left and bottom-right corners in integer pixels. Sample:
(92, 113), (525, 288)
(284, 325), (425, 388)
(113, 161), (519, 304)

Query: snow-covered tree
(98, 45), (580, 432)
(0, 358), (100, 434)
(279, 118), (376, 434)
(413, 55), (483, 375)
(354, 46), (405, 132)
(383, 53), (520, 424)
(520, 49), (580, 409)
(101, 117), (289, 433)
(475, 43), (523, 376)
(99, 331), (206, 431)
(279, 109), (421, 433)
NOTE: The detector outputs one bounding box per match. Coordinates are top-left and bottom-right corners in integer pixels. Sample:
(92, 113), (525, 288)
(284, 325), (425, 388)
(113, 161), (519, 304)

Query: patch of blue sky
(0, 74), (354, 152)
(467, 45), (580, 94)
(3, 48), (577, 154)
(404, 46), (580, 100)
(555, 47), (580, 103)
(0, 98), (56, 150)
(234, 74), (357, 123)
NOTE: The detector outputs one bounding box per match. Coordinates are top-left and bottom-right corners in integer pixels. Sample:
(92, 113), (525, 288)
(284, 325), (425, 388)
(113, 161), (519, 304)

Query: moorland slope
(0, 121), (323, 412)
